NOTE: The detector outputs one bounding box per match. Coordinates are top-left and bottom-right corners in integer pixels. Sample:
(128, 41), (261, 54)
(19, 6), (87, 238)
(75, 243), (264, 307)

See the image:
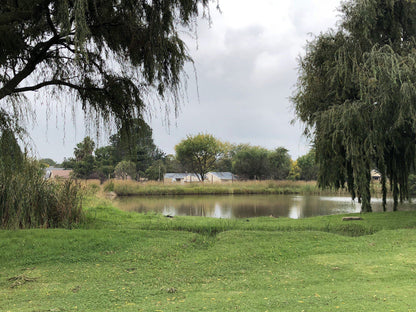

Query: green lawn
(1, 200), (416, 311)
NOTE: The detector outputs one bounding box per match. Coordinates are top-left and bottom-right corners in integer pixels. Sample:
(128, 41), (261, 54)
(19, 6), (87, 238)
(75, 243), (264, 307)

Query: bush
(0, 159), (83, 229)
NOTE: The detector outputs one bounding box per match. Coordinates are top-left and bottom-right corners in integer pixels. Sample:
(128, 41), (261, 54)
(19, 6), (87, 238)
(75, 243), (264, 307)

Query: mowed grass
(1, 200), (416, 311)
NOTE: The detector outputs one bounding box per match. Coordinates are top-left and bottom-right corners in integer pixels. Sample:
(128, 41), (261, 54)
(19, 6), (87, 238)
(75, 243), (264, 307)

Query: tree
(73, 154), (95, 179)
(0, 129), (23, 175)
(297, 149), (318, 181)
(0, 0), (212, 135)
(213, 142), (234, 172)
(95, 145), (117, 180)
(74, 137), (95, 161)
(232, 144), (270, 180)
(71, 136), (96, 178)
(292, 0), (416, 211)
(145, 159), (166, 181)
(39, 158), (57, 167)
(114, 160), (136, 180)
(175, 134), (224, 181)
(268, 147), (291, 180)
(288, 160), (301, 181)
(164, 154), (183, 173)
(109, 119), (165, 177)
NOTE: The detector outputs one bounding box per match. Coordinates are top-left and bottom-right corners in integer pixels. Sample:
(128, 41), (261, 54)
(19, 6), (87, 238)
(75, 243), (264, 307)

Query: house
(164, 173), (189, 183)
(371, 169), (381, 181)
(205, 172), (236, 183)
(164, 173), (203, 183)
(164, 172), (236, 183)
(44, 167), (73, 179)
(183, 173), (204, 183)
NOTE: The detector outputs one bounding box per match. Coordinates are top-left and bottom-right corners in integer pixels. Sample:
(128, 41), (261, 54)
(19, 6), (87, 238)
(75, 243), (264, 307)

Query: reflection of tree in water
(113, 195), (373, 218)
(114, 195), (295, 218)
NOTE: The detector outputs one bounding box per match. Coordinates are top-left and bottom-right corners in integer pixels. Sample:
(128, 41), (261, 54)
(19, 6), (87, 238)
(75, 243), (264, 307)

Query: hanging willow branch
(292, 0), (416, 212)
(0, 0), (213, 134)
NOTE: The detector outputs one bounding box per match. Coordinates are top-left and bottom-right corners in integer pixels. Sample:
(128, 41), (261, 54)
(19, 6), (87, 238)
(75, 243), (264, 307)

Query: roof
(208, 172), (234, 180)
(164, 173), (204, 180)
(44, 167), (73, 179)
(164, 173), (189, 179)
(371, 169), (381, 178)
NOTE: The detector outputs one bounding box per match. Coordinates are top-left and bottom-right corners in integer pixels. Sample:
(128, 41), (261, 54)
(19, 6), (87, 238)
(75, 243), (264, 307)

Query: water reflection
(112, 195), (415, 219)
(114, 195), (406, 219)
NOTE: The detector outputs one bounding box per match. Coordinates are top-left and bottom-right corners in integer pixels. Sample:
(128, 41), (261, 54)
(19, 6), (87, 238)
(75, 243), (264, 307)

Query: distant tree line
(174, 133), (318, 181)
(45, 131), (318, 182)
(55, 119), (176, 181)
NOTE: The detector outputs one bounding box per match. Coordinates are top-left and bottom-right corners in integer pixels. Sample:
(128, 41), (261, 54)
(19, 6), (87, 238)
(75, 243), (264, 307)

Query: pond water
(112, 194), (416, 219)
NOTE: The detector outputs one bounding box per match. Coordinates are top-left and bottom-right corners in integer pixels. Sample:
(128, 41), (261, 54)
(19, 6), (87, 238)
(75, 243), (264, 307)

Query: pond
(112, 194), (416, 219)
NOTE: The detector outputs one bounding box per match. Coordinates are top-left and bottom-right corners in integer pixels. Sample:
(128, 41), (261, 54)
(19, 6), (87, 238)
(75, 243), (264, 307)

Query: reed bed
(103, 179), (348, 196)
(0, 160), (84, 229)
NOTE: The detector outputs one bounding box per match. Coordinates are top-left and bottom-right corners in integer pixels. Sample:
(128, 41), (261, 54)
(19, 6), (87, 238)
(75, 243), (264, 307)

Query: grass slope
(1, 200), (416, 311)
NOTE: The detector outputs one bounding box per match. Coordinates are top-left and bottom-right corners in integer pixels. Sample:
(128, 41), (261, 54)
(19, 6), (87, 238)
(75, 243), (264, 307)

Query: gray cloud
(31, 1), (341, 162)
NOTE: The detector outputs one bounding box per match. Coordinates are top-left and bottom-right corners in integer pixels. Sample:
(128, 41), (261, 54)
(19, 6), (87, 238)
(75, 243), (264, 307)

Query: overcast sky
(30, 0), (342, 163)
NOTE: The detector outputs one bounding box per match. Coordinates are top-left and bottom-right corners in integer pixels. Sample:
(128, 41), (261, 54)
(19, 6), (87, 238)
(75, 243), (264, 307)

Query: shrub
(0, 158), (83, 229)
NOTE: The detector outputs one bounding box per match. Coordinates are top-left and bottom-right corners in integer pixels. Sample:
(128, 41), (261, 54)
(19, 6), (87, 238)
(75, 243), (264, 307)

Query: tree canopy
(232, 144), (270, 180)
(268, 147), (291, 180)
(109, 119), (164, 176)
(175, 133), (224, 181)
(292, 0), (416, 212)
(0, 0), (212, 134)
(297, 149), (318, 181)
(64, 119), (164, 180)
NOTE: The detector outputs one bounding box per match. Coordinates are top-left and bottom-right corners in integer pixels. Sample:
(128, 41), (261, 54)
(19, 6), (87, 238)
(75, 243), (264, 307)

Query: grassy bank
(1, 197), (416, 311)
(104, 180), (348, 196)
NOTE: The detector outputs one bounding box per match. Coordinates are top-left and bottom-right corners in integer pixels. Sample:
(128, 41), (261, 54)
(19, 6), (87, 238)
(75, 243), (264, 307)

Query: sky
(30, 0), (342, 163)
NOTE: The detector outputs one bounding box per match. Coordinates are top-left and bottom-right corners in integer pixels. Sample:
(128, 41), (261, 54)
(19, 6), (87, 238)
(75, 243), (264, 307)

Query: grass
(104, 180), (349, 197)
(0, 160), (83, 229)
(1, 197), (416, 311)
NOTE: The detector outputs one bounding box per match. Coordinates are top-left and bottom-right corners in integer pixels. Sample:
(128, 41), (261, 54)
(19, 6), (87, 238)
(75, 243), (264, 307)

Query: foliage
(0, 132), (83, 228)
(232, 144), (270, 180)
(268, 147), (291, 180)
(292, 0), (416, 211)
(145, 159), (166, 181)
(73, 155), (96, 179)
(109, 119), (165, 174)
(0, 129), (23, 175)
(74, 137), (95, 161)
(94, 145), (117, 180)
(70, 137), (96, 179)
(297, 149), (318, 181)
(213, 141), (234, 172)
(163, 154), (183, 173)
(0, 0), (212, 135)
(67, 121), (165, 180)
(114, 160), (137, 180)
(288, 160), (301, 181)
(175, 133), (224, 181)
(39, 158), (57, 167)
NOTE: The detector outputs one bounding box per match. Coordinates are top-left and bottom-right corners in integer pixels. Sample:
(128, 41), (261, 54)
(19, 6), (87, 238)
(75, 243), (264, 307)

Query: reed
(0, 159), (83, 229)
(103, 179), (339, 196)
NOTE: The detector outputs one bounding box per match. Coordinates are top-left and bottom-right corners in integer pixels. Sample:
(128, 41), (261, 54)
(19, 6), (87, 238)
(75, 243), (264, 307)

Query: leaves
(293, 0), (416, 211)
(0, 0), (212, 133)
(175, 133), (224, 181)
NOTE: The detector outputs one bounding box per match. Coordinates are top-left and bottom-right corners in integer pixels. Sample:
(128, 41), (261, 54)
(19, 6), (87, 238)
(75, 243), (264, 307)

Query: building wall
(205, 172), (234, 183)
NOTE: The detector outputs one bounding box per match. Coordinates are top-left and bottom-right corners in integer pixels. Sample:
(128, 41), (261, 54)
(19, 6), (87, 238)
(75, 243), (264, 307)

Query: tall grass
(103, 179), (347, 196)
(0, 159), (83, 229)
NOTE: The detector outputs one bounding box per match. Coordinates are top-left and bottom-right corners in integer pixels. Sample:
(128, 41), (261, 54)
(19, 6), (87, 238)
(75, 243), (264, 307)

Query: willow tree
(292, 0), (416, 212)
(0, 0), (213, 134)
